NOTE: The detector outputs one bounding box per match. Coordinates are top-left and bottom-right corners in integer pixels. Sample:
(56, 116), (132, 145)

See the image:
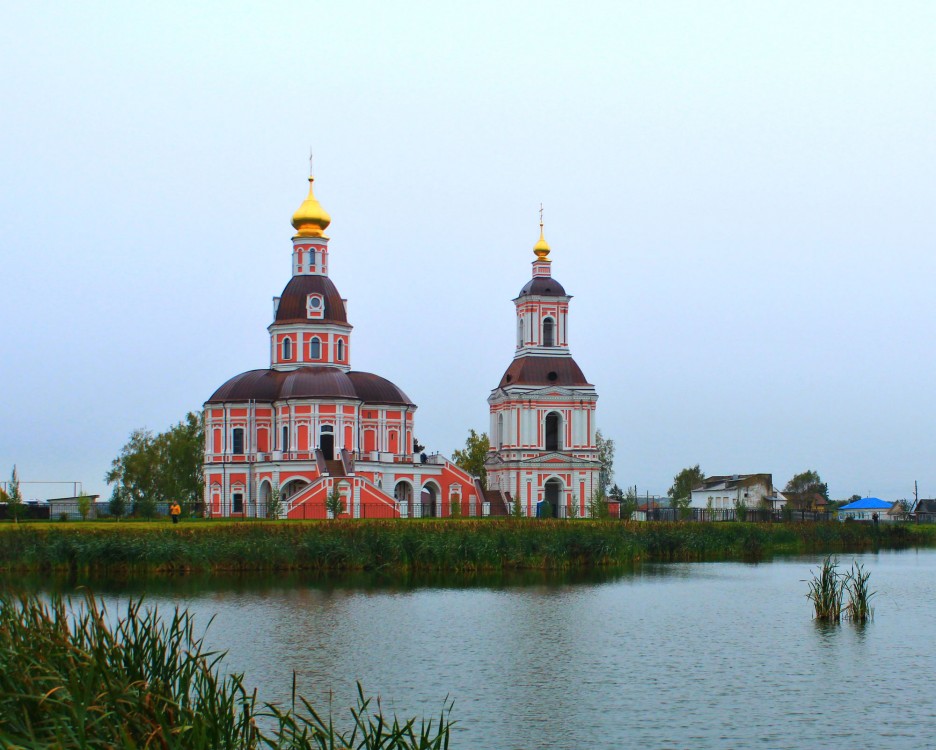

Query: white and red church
(203, 174), (600, 518)
(203, 176), (483, 518)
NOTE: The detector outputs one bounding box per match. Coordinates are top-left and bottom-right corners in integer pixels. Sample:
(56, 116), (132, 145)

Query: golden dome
(533, 223), (551, 261)
(291, 177), (331, 237)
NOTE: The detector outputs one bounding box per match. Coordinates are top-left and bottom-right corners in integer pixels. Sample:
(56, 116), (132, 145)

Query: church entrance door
(544, 478), (562, 518)
(320, 434), (335, 460)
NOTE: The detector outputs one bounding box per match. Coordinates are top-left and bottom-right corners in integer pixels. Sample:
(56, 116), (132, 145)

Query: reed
(843, 561), (875, 623)
(805, 555), (844, 621)
(0, 519), (930, 575)
(0, 591), (452, 749)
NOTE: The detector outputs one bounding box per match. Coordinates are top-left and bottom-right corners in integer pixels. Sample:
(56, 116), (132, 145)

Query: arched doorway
(394, 481), (413, 517)
(281, 479), (309, 502)
(542, 478), (562, 518)
(320, 425), (335, 460)
(545, 412), (562, 451)
(421, 482), (440, 517)
(258, 480), (272, 518)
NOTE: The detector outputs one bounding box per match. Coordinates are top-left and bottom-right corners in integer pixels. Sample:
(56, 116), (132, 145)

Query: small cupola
(291, 177), (331, 238)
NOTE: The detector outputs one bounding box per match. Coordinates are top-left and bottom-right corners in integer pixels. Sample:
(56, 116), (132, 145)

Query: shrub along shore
(0, 519), (932, 575)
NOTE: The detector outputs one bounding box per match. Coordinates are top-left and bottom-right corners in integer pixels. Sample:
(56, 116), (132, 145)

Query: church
(203, 172), (600, 518)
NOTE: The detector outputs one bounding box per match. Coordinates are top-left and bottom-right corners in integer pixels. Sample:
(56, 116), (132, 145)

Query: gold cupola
(291, 177), (331, 238)
(533, 222), (551, 261)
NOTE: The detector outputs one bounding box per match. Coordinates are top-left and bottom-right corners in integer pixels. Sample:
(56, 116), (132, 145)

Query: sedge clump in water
(805, 556), (876, 624)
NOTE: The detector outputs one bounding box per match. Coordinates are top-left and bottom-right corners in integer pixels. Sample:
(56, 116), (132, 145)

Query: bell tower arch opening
(544, 411), (562, 451)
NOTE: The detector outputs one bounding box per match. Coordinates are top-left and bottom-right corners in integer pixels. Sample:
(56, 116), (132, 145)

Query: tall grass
(0, 591), (452, 749)
(805, 556), (876, 623)
(0, 519), (929, 575)
(843, 561), (875, 623)
(805, 556), (844, 621)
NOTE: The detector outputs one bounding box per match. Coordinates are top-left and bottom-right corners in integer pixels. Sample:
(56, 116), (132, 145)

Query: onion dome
(533, 223), (550, 261)
(498, 356), (591, 388)
(291, 177), (331, 237)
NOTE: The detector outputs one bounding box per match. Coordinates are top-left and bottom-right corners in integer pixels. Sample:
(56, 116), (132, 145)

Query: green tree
(108, 485), (127, 521)
(668, 464), (703, 516)
(450, 495), (461, 519)
(7, 466), (23, 524)
(784, 470), (829, 502)
(511, 494), (523, 518)
(595, 430), (615, 494)
(734, 497), (748, 522)
(588, 487), (609, 519)
(452, 429), (490, 489)
(105, 412), (204, 518)
(326, 485), (344, 519)
(266, 487), (282, 519)
(620, 486), (638, 521)
(77, 492), (92, 521)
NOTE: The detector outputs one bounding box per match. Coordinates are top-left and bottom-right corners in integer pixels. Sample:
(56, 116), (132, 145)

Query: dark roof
(914, 499), (936, 514)
(498, 356), (591, 388)
(346, 371), (413, 406)
(696, 474), (773, 492)
(518, 276), (567, 298)
(207, 366), (412, 405)
(273, 275), (349, 326)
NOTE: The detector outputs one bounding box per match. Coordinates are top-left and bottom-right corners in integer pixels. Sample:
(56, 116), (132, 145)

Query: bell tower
(485, 215), (600, 517)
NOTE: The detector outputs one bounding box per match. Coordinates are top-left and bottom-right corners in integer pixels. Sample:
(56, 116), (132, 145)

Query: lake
(19, 549), (936, 749)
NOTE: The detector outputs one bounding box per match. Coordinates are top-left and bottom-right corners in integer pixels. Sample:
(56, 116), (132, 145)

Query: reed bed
(0, 519), (929, 575)
(805, 555), (876, 623)
(0, 591), (452, 749)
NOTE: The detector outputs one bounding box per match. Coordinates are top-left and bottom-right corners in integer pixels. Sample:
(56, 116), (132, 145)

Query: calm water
(18, 550), (936, 749)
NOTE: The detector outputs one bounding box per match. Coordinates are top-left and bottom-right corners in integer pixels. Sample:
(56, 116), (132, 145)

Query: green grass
(0, 519), (932, 575)
(0, 590), (453, 749)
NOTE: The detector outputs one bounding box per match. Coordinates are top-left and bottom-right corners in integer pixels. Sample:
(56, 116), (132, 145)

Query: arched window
(282, 337), (292, 360)
(545, 412), (561, 451)
(517, 317), (523, 346)
(232, 428), (244, 455)
(309, 337), (321, 359)
(337, 339), (345, 362)
(309, 248), (316, 267)
(281, 425), (289, 451)
(543, 317), (555, 347)
(497, 413), (504, 449)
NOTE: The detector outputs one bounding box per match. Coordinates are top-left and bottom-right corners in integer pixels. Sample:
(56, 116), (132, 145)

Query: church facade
(203, 176), (483, 518)
(484, 222), (601, 517)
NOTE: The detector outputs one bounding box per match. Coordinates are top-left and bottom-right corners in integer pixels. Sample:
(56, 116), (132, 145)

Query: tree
(266, 487), (283, 520)
(109, 485), (128, 521)
(511, 494), (523, 518)
(595, 430), (615, 495)
(784, 470), (829, 502)
(326, 486), (344, 519)
(450, 495), (461, 519)
(452, 429), (490, 489)
(734, 496), (748, 522)
(77, 492), (92, 521)
(588, 487), (609, 519)
(7, 465), (23, 524)
(668, 465), (703, 509)
(105, 412), (204, 518)
(620, 486), (638, 521)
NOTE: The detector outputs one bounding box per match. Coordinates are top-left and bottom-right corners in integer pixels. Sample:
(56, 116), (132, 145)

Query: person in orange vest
(169, 501), (182, 524)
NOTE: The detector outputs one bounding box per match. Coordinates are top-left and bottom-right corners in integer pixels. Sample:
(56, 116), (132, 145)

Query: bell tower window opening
(543, 317), (555, 347)
(517, 317), (523, 347)
(309, 337), (321, 359)
(309, 248), (316, 268)
(232, 428), (244, 455)
(281, 425), (289, 452)
(282, 337), (292, 360)
(497, 413), (504, 449)
(337, 339), (345, 362)
(545, 411), (561, 451)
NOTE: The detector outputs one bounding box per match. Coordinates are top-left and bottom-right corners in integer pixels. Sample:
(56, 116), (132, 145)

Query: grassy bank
(0, 519), (932, 575)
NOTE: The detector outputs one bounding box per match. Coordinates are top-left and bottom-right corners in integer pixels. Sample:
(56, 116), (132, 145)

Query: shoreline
(0, 519), (931, 576)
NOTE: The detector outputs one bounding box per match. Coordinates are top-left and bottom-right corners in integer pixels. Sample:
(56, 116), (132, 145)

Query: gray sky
(2, 2), (934, 501)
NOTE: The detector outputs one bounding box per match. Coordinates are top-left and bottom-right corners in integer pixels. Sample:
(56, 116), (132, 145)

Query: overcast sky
(2, 2), (934, 501)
